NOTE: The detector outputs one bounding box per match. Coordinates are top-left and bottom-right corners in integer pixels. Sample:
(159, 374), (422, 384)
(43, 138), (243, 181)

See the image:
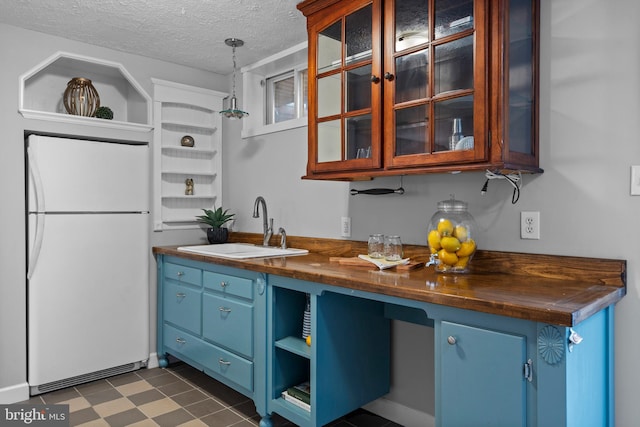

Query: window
(240, 41), (308, 138)
(266, 69), (308, 125)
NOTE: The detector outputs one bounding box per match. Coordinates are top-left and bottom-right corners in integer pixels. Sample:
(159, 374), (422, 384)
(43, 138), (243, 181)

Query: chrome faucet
(278, 227), (287, 249)
(252, 196), (273, 246)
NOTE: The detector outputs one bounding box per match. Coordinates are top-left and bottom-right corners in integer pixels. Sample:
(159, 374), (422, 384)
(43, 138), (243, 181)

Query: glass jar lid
(437, 195), (468, 212)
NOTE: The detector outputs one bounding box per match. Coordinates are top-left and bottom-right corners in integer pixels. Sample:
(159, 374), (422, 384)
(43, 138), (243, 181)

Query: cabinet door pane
(395, 0), (428, 52)
(435, 0), (474, 39)
(395, 50), (428, 104)
(435, 35), (474, 94)
(396, 105), (428, 156)
(318, 120), (341, 163)
(434, 95), (473, 152)
(318, 74), (341, 117)
(346, 65), (372, 112)
(318, 21), (342, 74)
(345, 4), (372, 65)
(509, 0), (534, 154)
(346, 115), (372, 160)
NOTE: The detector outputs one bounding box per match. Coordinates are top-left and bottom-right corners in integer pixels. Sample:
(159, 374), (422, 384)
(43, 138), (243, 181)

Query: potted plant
(196, 207), (235, 244)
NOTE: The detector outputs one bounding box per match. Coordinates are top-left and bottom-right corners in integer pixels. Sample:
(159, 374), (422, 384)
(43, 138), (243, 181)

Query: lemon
(455, 256), (470, 268)
(306, 335), (311, 346)
(438, 249), (458, 266)
(428, 229), (442, 250)
(456, 239), (476, 257)
(437, 219), (454, 236)
(453, 225), (468, 242)
(440, 236), (461, 253)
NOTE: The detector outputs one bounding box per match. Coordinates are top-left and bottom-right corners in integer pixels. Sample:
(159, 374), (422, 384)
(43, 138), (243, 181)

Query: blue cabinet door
(439, 321), (527, 427)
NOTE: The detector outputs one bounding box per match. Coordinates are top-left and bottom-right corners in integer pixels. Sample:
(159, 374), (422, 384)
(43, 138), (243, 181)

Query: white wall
(224, 1), (640, 425)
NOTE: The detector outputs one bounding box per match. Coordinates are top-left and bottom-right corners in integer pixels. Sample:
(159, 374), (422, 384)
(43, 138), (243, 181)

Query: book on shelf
(286, 381), (310, 404)
(281, 390), (311, 412)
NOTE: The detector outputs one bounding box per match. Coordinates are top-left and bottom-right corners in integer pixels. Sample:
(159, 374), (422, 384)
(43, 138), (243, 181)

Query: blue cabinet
(439, 321), (527, 427)
(157, 256), (267, 410)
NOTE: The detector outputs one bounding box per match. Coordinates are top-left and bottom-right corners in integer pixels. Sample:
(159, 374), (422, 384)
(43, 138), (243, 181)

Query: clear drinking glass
(368, 234), (385, 258)
(384, 235), (403, 261)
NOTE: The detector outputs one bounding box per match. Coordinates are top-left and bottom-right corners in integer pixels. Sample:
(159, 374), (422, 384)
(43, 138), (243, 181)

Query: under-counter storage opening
(268, 281), (391, 427)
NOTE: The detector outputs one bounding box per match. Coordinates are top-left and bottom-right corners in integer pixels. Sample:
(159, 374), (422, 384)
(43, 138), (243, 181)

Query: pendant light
(220, 38), (249, 119)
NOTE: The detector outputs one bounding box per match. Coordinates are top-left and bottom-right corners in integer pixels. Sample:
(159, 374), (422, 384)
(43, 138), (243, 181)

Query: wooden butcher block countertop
(153, 233), (626, 327)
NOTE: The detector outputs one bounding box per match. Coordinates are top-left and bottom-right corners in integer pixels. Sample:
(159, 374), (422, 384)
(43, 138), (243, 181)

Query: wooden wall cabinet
(297, 0), (541, 180)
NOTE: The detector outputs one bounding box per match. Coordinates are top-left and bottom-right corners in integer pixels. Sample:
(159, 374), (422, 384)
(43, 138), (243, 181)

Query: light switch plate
(631, 166), (640, 195)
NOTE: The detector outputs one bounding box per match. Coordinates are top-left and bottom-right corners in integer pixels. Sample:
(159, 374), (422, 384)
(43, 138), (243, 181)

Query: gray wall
(2, 0), (640, 424)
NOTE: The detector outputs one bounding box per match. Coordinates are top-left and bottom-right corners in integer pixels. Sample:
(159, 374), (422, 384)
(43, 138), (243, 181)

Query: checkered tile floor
(21, 363), (400, 427)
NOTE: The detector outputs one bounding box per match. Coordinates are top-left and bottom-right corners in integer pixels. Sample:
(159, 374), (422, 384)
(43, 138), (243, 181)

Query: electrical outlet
(521, 211), (540, 239)
(341, 216), (351, 238)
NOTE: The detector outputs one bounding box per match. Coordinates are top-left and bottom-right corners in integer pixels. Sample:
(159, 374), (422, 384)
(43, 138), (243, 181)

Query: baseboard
(363, 397), (435, 427)
(0, 382), (29, 404)
(146, 353), (159, 369)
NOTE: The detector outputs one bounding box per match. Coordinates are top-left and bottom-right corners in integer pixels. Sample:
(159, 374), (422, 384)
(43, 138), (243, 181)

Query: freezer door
(27, 213), (149, 387)
(27, 135), (149, 213)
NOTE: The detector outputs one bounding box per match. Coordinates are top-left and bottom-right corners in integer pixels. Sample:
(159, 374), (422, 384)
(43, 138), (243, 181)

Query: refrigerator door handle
(27, 147), (46, 279)
(27, 146), (46, 213)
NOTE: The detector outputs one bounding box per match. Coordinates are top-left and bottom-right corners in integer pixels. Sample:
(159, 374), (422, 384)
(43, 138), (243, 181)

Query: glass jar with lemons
(427, 196), (477, 273)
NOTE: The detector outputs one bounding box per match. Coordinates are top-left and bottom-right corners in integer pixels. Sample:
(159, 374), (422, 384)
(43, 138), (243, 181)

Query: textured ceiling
(0, 0), (308, 75)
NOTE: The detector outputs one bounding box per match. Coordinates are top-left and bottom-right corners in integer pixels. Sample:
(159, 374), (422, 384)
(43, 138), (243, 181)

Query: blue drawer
(164, 282), (201, 334)
(165, 262), (202, 287)
(202, 293), (253, 358)
(203, 271), (253, 300)
(163, 323), (253, 392)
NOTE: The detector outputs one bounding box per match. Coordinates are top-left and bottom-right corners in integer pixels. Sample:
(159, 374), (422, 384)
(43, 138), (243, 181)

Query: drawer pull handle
(220, 281), (228, 288)
(219, 358), (231, 366)
(219, 307), (232, 313)
(447, 336), (457, 345)
(177, 271), (184, 277)
(176, 292), (186, 298)
(176, 337), (186, 344)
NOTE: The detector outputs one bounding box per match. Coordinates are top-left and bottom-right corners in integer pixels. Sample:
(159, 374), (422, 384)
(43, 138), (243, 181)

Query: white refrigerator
(26, 135), (150, 395)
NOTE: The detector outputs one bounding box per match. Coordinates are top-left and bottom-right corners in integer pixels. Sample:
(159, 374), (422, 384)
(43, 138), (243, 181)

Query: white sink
(177, 243), (309, 259)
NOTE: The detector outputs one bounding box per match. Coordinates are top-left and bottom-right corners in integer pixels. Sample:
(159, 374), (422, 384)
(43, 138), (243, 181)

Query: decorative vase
(63, 77), (100, 117)
(207, 227), (229, 244)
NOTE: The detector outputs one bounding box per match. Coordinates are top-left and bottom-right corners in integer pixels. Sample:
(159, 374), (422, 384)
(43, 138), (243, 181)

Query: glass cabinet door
(310, 0), (382, 173)
(384, 0), (487, 168)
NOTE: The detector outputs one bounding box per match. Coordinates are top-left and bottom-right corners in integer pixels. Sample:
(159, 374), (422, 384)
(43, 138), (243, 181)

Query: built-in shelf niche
(19, 51), (152, 132)
(152, 78), (227, 231)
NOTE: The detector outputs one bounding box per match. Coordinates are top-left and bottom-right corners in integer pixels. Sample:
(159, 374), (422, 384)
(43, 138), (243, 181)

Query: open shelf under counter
(275, 336), (311, 359)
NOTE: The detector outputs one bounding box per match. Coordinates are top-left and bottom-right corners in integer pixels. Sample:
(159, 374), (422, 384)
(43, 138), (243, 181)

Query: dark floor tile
(40, 386), (80, 404)
(68, 407), (100, 426)
(158, 378), (194, 396)
(185, 397), (225, 418)
(171, 388), (209, 406)
(342, 409), (390, 427)
(232, 399), (259, 419)
(145, 371), (181, 387)
(200, 408), (244, 426)
(82, 387), (123, 405)
(232, 420), (259, 427)
(18, 396), (44, 405)
(153, 408), (196, 426)
(75, 379), (113, 396)
(197, 379), (248, 406)
(127, 388), (166, 406)
(107, 371), (144, 387)
(137, 366), (169, 379)
(103, 407), (147, 427)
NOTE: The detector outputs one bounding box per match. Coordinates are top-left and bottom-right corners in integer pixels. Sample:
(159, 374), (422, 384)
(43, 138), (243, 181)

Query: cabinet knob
(220, 281), (228, 288)
(384, 72), (394, 81)
(447, 336), (457, 345)
(370, 75), (380, 84)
